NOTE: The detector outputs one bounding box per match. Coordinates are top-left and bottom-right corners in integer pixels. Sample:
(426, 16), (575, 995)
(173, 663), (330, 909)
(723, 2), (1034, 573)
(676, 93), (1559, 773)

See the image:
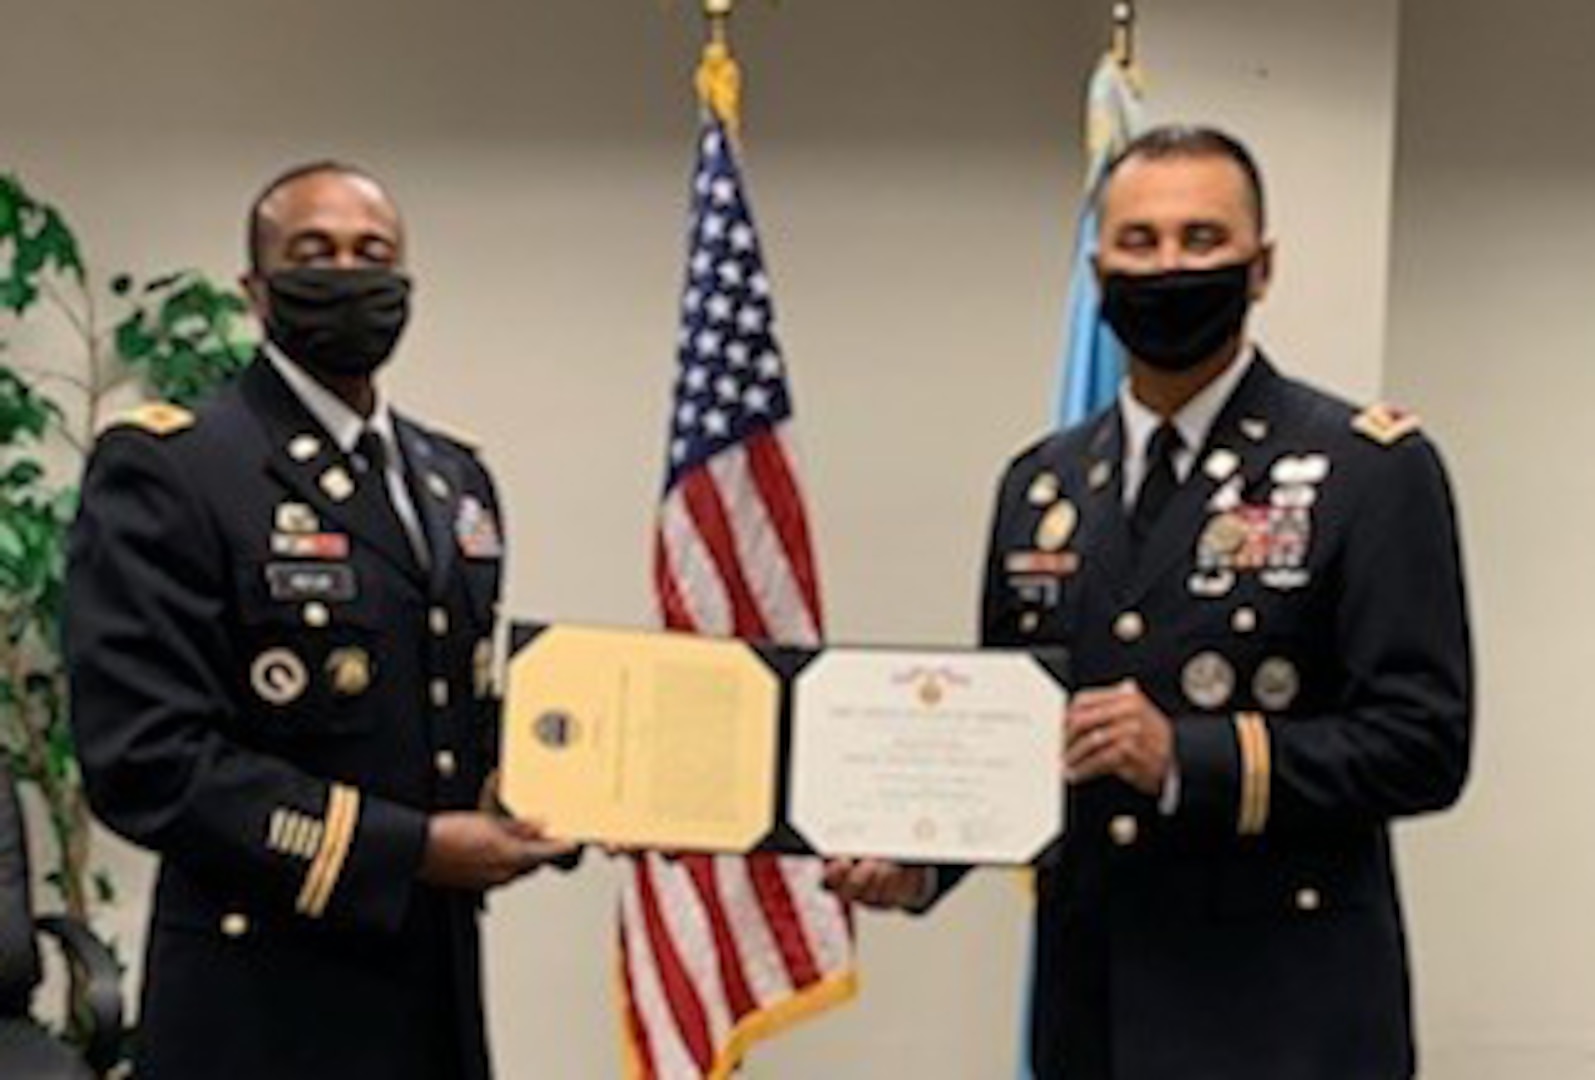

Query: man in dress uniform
(66, 162), (574, 1080)
(826, 126), (1473, 1078)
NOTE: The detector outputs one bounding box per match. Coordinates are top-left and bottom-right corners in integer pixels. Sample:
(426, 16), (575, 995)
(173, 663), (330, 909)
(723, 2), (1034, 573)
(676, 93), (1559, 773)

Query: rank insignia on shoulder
(113, 402), (195, 438)
(1352, 403), (1422, 447)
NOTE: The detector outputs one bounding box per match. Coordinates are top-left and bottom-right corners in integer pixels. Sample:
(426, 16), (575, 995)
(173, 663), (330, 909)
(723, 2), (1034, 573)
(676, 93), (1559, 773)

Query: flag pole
(704, 0), (734, 43)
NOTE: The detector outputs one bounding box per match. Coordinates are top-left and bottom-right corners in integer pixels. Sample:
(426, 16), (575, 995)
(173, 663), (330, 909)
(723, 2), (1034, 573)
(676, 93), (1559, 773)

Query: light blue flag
(1054, 54), (1146, 428)
(1017, 49), (1145, 1080)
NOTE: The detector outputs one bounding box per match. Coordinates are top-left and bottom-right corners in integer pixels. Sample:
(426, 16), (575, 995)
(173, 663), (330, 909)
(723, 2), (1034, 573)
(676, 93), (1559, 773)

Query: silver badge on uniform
(275, 502), (320, 534)
(1181, 651), (1236, 710)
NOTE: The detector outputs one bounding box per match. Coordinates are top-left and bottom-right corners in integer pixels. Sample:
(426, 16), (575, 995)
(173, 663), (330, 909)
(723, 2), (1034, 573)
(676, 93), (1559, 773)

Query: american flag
(620, 118), (857, 1079)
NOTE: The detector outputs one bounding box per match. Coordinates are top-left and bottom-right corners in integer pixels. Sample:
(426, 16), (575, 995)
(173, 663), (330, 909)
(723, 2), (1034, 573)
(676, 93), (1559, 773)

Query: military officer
(66, 162), (574, 1080)
(826, 127), (1473, 1079)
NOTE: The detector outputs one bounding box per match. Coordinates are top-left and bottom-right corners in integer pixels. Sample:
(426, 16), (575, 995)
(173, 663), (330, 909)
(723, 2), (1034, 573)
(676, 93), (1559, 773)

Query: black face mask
(1100, 260), (1256, 372)
(263, 267), (411, 378)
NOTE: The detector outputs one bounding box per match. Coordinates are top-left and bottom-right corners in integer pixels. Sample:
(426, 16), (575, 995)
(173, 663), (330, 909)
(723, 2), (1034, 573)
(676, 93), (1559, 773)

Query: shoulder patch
(111, 402), (196, 438)
(1352, 403), (1422, 447)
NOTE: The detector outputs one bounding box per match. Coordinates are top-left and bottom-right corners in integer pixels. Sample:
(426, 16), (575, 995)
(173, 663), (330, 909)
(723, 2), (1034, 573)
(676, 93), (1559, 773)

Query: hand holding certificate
(499, 623), (1068, 866)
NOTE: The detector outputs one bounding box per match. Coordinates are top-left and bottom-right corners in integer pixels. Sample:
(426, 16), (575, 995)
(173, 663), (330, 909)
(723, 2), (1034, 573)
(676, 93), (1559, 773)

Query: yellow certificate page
(500, 626), (780, 852)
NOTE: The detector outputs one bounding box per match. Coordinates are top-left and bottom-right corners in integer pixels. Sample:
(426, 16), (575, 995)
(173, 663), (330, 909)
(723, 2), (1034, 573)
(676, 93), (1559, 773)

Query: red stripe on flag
(683, 855), (761, 1020)
(679, 469), (771, 639)
(654, 529), (696, 633)
(635, 858), (716, 1073)
(744, 429), (824, 628)
(619, 920), (659, 1079)
(746, 853), (822, 989)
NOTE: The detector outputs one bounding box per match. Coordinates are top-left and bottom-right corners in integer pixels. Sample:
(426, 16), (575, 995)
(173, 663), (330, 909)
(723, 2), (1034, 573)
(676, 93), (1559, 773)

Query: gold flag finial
(1111, 1), (1137, 68)
(696, 0), (743, 138)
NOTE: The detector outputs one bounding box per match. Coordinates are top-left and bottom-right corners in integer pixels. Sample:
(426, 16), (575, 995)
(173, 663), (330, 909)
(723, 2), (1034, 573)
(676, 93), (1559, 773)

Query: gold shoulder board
(1351, 403), (1422, 448)
(112, 402), (196, 438)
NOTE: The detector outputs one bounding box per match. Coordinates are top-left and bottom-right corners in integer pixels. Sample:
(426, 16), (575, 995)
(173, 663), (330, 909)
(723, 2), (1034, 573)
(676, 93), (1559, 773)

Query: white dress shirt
(1117, 348), (1256, 509)
(265, 343), (430, 568)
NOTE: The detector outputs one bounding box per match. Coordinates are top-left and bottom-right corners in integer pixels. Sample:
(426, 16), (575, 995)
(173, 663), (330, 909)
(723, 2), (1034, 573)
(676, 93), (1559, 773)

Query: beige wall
(1386, 1), (1595, 1076)
(11, 1), (1537, 1077)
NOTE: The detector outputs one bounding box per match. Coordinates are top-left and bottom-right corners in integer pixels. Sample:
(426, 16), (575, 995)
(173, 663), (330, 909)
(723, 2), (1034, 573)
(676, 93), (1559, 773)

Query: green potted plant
(0, 171), (253, 940)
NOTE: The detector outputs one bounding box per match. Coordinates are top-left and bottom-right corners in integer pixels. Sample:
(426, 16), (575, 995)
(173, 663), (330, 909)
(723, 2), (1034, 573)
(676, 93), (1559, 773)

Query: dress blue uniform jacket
(934, 356), (1473, 1080)
(67, 357), (511, 1080)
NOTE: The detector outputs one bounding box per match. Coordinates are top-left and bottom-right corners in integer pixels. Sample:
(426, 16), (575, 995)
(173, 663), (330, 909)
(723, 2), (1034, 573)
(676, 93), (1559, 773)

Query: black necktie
(352, 428), (416, 558)
(353, 428), (387, 480)
(1131, 422), (1183, 547)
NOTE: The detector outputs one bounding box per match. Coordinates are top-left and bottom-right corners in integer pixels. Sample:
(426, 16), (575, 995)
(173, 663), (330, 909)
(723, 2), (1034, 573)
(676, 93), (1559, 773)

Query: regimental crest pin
(319, 467), (355, 503)
(1027, 471), (1061, 507)
(1035, 500), (1079, 553)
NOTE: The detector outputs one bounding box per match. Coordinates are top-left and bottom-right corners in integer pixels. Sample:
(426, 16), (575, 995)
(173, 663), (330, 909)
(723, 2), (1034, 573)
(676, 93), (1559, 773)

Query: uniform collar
(263, 341), (399, 460)
(1119, 346), (1257, 466)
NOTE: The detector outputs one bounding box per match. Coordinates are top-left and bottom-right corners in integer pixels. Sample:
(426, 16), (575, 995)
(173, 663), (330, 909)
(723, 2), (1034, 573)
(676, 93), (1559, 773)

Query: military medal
(251, 648), (309, 706)
(1181, 652), (1236, 710)
(1253, 657), (1300, 711)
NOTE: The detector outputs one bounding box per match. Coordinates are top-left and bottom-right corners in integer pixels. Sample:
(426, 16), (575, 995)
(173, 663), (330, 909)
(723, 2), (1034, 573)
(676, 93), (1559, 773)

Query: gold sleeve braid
(1235, 713), (1272, 836)
(296, 784), (361, 918)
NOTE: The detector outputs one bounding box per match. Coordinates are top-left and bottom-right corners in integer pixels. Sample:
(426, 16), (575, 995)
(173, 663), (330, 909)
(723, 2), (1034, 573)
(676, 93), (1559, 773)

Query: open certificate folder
(500, 623), (1068, 866)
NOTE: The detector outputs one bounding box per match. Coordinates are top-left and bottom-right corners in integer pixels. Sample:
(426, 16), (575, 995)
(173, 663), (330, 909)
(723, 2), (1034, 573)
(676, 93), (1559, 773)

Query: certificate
(500, 625), (781, 852)
(499, 623), (1066, 865)
(788, 650), (1064, 865)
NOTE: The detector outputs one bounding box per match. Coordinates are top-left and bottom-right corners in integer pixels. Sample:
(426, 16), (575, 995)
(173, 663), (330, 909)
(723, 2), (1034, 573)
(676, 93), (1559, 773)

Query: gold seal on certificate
(788, 651), (1064, 865)
(499, 623), (1067, 865)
